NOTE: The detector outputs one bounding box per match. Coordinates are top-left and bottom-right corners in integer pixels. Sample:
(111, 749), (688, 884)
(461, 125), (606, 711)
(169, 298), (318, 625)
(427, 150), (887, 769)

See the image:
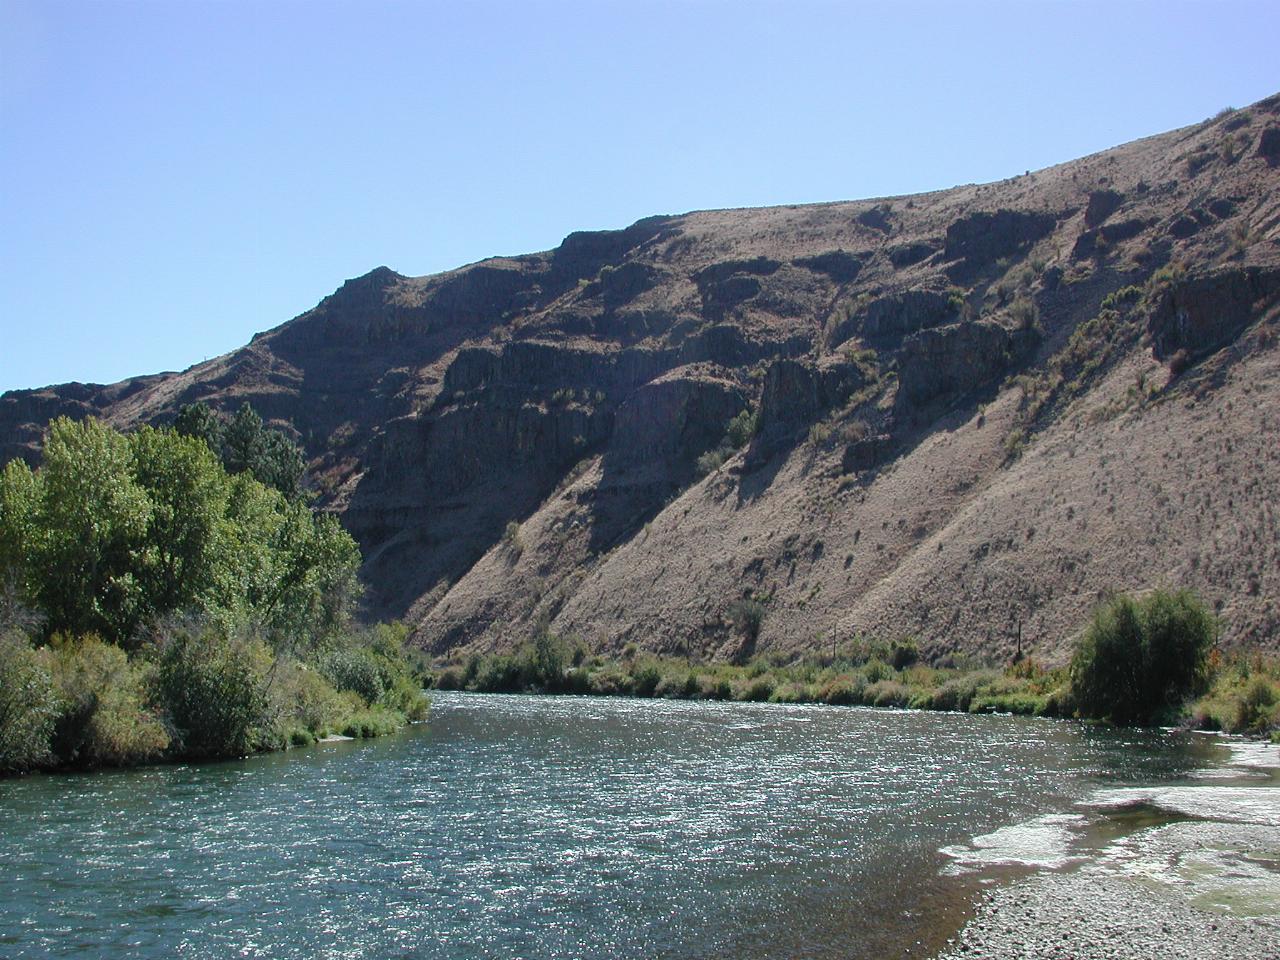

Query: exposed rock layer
(4, 94), (1280, 662)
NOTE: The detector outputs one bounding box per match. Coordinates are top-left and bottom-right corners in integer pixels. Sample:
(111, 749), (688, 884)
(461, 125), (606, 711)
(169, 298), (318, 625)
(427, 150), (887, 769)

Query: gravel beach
(935, 744), (1280, 960)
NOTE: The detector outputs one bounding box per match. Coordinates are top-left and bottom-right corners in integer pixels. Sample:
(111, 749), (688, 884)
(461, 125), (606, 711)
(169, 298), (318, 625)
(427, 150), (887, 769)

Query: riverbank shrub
(47, 634), (169, 766)
(0, 415), (428, 773)
(1069, 589), (1216, 725)
(0, 631), (58, 772)
(154, 625), (273, 759)
(430, 639), (1074, 723)
(0, 617), (428, 771)
(1189, 653), (1280, 736)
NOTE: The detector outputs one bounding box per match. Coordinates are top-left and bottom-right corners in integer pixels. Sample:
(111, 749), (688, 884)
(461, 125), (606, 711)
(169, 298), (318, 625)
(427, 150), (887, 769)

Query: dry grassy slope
(3, 93), (1279, 662)
(418, 98), (1280, 663)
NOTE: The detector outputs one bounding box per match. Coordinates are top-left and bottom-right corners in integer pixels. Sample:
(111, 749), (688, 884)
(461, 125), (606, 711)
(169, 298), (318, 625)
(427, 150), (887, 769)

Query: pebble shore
(935, 746), (1280, 960)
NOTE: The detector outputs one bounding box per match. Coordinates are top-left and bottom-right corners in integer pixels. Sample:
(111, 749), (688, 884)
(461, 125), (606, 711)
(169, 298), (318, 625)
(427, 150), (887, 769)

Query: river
(0, 691), (1226, 958)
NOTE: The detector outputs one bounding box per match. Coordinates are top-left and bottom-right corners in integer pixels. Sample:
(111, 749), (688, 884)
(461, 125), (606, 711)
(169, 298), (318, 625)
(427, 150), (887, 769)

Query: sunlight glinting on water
(0, 692), (1224, 959)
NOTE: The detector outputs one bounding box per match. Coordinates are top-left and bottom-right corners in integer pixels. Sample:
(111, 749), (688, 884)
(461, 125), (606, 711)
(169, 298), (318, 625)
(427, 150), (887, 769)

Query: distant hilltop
(4, 92), (1279, 662)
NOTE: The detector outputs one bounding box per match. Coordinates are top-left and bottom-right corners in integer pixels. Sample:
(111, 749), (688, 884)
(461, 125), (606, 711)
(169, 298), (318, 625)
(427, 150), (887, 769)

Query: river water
(0, 692), (1225, 959)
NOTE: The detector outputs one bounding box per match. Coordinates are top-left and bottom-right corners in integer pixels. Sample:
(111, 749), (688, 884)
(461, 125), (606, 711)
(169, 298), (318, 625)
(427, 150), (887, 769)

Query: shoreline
(932, 738), (1280, 959)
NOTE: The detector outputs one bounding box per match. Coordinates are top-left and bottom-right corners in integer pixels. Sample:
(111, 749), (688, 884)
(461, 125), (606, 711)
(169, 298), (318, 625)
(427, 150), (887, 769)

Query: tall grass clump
(1189, 653), (1280, 737)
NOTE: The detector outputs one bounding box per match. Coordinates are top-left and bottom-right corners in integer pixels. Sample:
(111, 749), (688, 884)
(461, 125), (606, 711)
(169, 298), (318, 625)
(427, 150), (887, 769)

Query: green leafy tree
(0, 458), (40, 596)
(175, 401), (304, 498)
(129, 426), (230, 620)
(223, 403), (269, 479)
(216, 474), (359, 652)
(257, 429), (305, 500)
(1070, 589), (1217, 725)
(31, 418), (151, 644)
(173, 402), (226, 454)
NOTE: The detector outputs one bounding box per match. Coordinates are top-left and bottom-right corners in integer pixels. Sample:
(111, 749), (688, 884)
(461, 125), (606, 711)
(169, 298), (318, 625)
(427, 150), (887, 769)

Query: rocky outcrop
(795, 250), (863, 283)
(693, 258), (782, 320)
(5, 90), (1280, 660)
(864, 289), (958, 340)
(592, 262), (663, 308)
(896, 319), (1029, 407)
(825, 288), (958, 351)
(440, 341), (673, 404)
(856, 204), (893, 233)
(1147, 266), (1280, 361)
(750, 357), (865, 460)
(944, 209), (1060, 277)
(551, 217), (677, 281)
(1084, 189), (1124, 228)
(887, 241), (939, 268)
(610, 368), (746, 465)
(1072, 218), (1152, 259)
(1258, 125), (1280, 165)
(841, 433), (891, 474)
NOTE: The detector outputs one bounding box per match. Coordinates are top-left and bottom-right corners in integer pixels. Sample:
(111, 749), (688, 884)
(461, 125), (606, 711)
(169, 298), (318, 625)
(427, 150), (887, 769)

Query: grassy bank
(430, 632), (1279, 740)
(432, 633), (1074, 715)
(1, 620), (430, 774)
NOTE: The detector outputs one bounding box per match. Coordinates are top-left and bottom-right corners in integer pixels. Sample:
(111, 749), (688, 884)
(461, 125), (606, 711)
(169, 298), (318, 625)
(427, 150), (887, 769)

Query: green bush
(969, 692), (1047, 716)
(1233, 678), (1277, 732)
(817, 675), (865, 705)
(319, 623), (426, 720)
(47, 634), (169, 766)
(1069, 589), (1216, 726)
(725, 409), (759, 448)
(433, 665), (466, 691)
(153, 625), (272, 759)
(524, 632), (569, 692)
(736, 676), (775, 702)
(340, 705), (403, 739)
(630, 661), (662, 697)
(586, 668), (633, 697)
(471, 653), (522, 692)
(271, 660), (349, 737)
(922, 671), (998, 712)
(696, 675), (733, 700)
(866, 679), (911, 708)
(728, 598), (766, 643)
(862, 658), (893, 684)
(653, 672), (697, 699)
(1190, 657), (1280, 735)
(769, 682), (813, 704)
(320, 646), (387, 705)
(0, 631), (58, 772)
(889, 639), (919, 670)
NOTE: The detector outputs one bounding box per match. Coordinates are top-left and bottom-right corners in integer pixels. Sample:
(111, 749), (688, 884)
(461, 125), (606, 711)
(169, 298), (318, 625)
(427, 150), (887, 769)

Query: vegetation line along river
(2, 692), (1270, 959)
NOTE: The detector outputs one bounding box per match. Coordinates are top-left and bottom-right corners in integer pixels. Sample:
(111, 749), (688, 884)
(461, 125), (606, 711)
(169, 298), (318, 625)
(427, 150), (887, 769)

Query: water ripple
(0, 692), (1222, 959)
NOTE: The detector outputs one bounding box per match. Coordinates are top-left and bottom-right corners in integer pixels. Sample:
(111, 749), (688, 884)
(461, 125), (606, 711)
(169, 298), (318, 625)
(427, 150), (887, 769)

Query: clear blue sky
(2, 0), (1277, 393)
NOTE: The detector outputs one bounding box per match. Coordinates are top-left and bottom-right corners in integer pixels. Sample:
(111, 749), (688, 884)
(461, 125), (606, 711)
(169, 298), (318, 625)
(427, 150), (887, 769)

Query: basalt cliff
(5, 95), (1280, 663)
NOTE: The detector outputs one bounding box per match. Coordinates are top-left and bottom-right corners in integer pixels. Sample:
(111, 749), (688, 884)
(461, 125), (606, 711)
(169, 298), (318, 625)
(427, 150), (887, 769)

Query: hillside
(4, 94), (1279, 664)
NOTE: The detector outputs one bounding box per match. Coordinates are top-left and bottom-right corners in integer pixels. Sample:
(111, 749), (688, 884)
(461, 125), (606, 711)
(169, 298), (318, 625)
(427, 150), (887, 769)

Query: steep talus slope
(4, 94), (1279, 662)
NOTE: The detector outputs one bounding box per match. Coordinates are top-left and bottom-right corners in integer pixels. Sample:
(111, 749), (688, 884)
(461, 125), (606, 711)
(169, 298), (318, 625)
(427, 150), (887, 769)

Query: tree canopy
(0, 416), (358, 650)
(174, 401), (305, 499)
